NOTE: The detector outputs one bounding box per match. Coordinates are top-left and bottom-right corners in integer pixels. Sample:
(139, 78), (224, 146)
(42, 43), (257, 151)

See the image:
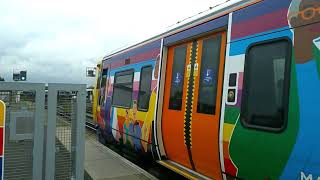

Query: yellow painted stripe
(158, 161), (199, 180)
(223, 123), (235, 142)
(0, 100), (5, 127)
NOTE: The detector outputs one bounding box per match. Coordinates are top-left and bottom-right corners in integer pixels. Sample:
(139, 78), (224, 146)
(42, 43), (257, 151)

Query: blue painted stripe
(280, 60), (320, 179)
(107, 40), (161, 62)
(0, 157), (2, 180)
(164, 15), (228, 45)
(109, 59), (156, 75)
(232, 0), (291, 24)
(229, 28), (292, 56)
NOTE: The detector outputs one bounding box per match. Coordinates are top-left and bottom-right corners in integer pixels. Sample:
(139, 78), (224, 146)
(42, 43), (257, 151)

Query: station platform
(84, 130), (157, 180)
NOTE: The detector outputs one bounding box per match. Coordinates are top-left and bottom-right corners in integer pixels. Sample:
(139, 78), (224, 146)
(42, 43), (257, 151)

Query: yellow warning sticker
(187, 64), (191, 77)
(194, 63), (199, 77)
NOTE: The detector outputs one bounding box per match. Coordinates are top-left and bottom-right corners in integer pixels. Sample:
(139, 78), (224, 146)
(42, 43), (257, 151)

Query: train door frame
(154, 38), (168, 159)
(155, 30), (227, 179)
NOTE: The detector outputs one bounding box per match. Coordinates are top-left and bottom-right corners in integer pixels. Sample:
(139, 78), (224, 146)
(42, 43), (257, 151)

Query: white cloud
(0, 0), (227, 85)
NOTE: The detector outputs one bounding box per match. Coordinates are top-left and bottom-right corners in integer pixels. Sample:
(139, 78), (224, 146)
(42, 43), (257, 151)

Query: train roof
(103, 0), (262, 61)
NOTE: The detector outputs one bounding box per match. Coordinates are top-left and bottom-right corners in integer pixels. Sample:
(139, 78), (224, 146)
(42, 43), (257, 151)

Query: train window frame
(196, 35), (222, 115)
(111, 69), (134, 109)
(240, 38), (292, 133)
(169, 44), (188, 110)
(137, 65), (153, 112)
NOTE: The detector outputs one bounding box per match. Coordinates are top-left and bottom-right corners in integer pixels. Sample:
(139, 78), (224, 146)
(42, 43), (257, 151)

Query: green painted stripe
(313, 42), (320, 79)
(224, 107), (240, 124)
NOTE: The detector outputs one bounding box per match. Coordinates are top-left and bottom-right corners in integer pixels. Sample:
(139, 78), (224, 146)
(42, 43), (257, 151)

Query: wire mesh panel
(55, 91), (77, 180)
(46, 84), (85, 180)
(86, 94), (94, 127)
(0, 90), (36, 180)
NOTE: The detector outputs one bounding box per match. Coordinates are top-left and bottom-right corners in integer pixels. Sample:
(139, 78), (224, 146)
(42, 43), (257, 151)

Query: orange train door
(162, 31), (226, 179)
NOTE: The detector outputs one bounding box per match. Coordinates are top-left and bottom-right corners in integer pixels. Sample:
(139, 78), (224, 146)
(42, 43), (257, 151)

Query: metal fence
(0, 82), (85, 180)
(1, 90), (35, 180)
(46, 84), (86, 180)
(0, 83), (44, 180)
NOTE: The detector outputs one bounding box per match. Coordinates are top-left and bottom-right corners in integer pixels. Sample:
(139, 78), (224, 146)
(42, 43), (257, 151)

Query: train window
(98, 69), (109, 106)
(138, 66), (153, 111)
(112, 69), (134, 108)
(241, 39), (291, 132)
(169, 45), (187, 110)
(197, 35), (222, 115)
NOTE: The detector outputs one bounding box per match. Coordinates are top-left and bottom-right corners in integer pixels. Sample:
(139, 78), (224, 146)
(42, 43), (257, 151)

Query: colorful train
(92, 0), (320, 179)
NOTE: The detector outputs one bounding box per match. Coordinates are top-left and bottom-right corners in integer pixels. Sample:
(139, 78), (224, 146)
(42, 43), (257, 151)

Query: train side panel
(97, 40), (161, 156)
(222, 0), (320, 179)
(94, 0), (320, 179)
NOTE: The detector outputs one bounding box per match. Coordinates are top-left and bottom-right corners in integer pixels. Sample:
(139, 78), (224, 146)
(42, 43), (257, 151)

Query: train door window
(112, 69), (134, 108)
(241, 39), (291, 132)
(99, 69), (108, 106)
(169, 45), (187, 110)
(138, 66), (153, 111)
(197, 35), (222, 115)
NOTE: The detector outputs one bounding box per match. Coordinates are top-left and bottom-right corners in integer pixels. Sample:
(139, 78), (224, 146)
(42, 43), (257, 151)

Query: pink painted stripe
(130, 49), (160, 64)
(111, 61), (123, 69)
(133, 81), (140, 91)
(238, 72), (244, 89)
(151, 80), (157, 89)
(231, 8), (289, 40)
(108, 49), (160, 69)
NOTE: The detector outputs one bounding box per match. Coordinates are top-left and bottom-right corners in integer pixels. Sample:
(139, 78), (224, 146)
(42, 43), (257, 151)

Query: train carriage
(93, 0), (320, 179)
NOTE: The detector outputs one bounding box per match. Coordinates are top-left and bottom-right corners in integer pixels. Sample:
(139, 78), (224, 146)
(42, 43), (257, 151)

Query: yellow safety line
(158, 161), (199, 180)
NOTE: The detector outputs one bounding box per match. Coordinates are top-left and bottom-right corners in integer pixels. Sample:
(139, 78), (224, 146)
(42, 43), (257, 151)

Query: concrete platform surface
(85, 131), (157, 180)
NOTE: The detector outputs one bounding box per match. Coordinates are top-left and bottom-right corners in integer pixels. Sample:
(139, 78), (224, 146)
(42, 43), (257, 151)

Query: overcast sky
(0, 0), (227, 86)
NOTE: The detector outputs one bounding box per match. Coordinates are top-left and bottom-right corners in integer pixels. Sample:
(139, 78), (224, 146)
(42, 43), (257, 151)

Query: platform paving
(85, 131), (157, 180)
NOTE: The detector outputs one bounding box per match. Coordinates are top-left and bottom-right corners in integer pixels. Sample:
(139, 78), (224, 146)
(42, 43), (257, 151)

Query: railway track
(85, 113), (96, 131)
(56, 104), (97, 131)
